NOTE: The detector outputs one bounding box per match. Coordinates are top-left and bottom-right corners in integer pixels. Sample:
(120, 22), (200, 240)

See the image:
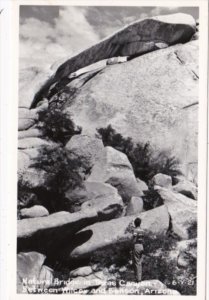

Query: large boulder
(64, 205), (169, 260)
(17, 251), (46, 293)
(150, 173), (172, 188)
(62, 40), (198, 182)
(65, 135), (104, 171)
(125, 197), (144, 216)
(156, 188), (197, 239)
(31, 13), (196, 108)
(80, 184), (124, 219)
(65, 182), (124, 214)
(87, 146), (143, 202)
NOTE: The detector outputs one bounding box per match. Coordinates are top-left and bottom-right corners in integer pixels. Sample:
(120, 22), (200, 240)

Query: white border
(1, 0), (208, 299)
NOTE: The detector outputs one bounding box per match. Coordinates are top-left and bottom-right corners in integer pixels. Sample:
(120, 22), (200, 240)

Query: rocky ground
(17, 13), (198, 295)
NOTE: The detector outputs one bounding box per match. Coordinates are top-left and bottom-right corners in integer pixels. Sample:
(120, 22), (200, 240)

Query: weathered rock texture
(62, 41), (198, 182)
(30, 13), (195, 108)
(65, 135), (104, 171)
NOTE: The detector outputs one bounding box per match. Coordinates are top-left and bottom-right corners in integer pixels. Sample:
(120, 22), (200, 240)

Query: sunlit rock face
(61, 41), (198, 182)
(30, 13), (196, 108)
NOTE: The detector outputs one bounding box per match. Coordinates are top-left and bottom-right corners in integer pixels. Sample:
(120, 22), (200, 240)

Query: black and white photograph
(7, 0), (207, 297)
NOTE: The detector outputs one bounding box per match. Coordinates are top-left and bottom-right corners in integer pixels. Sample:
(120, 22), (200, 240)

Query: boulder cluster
(17, 13), (198, 295)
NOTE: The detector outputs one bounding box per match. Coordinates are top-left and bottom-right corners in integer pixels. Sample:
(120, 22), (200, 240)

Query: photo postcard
(1, 0), (208, 299)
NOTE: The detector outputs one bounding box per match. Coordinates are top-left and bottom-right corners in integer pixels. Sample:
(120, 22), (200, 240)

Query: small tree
(31, 145), (83, 195)
(97, 125), (182, 183)
(38, 108), (81, 145)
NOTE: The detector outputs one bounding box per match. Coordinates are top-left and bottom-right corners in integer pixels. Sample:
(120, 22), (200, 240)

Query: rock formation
(30, 13), (196, 108)
(17, 13), (198, 295)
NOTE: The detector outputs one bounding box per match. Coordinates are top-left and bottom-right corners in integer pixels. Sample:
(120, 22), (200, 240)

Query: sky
(19, 6), (199, 70)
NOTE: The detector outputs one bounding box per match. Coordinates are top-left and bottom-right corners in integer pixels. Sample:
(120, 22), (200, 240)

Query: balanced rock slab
(31, 13), (196, 108)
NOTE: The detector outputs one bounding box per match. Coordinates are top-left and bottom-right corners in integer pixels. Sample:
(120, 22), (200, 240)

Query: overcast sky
(19, 6), (198, 70)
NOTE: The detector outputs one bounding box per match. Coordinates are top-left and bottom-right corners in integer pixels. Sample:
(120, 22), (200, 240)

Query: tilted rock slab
(63, 205), (169, 260)
(157, 188), (197, 239)
(17, 204), (124, 252)
(30, 13), (196, 108)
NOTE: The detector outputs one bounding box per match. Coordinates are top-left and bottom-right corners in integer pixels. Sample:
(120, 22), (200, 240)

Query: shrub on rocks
(97, 125), (182, 182)
(31, 145), (83, 195)
(38, 108), (81, 145)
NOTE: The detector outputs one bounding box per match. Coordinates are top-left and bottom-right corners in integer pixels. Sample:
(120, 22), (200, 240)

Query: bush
(141, 233), (196, 295)
(38, 108), (81, 145)
(31, 145), (83, 195)
(97, 125), (182, 182)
